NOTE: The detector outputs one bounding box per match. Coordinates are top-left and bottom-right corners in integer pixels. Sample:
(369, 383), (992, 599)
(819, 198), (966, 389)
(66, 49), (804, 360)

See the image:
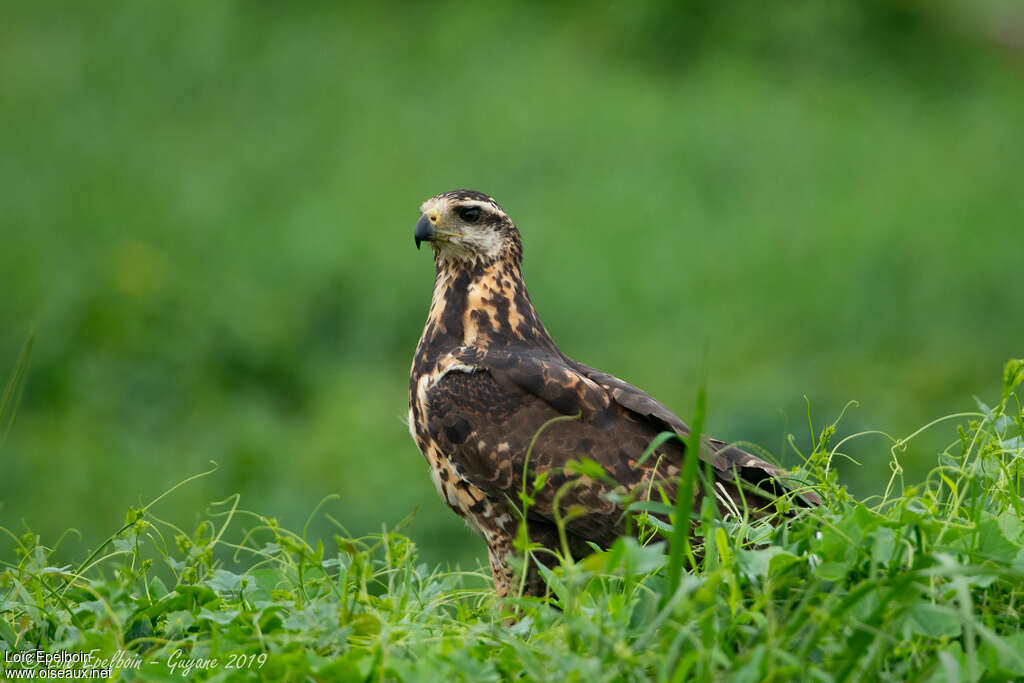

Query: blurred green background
(2, 1), (1022, 571)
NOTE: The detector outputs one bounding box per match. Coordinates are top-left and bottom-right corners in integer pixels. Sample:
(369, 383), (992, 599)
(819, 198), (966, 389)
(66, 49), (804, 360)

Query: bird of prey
(409, 189), (817, 597)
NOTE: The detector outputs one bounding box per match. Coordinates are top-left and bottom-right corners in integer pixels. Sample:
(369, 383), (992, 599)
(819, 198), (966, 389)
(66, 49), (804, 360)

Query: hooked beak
(414, 214), (437, 250)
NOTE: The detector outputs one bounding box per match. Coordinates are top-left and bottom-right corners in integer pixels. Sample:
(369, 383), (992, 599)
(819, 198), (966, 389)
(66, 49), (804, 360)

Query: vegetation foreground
(2, 362), (1023, 682)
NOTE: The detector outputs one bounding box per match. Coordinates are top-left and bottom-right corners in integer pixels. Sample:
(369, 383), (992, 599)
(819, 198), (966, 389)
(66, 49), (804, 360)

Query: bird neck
(418, 257), (561, 360)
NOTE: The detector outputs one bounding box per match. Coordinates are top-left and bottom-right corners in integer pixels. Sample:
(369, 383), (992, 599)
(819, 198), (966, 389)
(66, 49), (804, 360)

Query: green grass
(3, 361), (1021, 681)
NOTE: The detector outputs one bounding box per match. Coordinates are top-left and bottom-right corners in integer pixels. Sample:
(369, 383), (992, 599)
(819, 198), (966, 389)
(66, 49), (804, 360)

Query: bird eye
(457, 206), (482, 223)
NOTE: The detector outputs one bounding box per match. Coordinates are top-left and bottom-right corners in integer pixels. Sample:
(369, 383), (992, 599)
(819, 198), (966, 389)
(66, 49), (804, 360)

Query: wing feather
(426, 361), (672, 546)
(426, 348), (816, 549)
(571, 359), (821, 506)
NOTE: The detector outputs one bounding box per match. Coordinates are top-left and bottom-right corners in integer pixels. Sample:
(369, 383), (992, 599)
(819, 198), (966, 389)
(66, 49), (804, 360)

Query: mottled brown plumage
(409, 189), (818, 597)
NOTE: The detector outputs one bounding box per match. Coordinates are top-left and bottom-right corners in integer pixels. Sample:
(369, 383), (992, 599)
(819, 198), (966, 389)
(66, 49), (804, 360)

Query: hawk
(409, 189), (817, 597)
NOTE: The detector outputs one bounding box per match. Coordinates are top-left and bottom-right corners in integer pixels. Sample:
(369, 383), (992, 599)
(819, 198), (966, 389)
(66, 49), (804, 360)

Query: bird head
(415, 190), (522, 266)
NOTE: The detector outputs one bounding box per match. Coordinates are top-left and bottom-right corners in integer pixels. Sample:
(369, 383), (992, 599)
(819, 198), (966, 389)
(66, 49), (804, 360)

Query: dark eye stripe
(458, 206), (482, 223)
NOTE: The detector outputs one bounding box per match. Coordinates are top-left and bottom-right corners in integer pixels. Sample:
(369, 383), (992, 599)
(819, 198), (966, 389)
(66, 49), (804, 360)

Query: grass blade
(0, 332), (34, 447)
(666, 381), (706, 600)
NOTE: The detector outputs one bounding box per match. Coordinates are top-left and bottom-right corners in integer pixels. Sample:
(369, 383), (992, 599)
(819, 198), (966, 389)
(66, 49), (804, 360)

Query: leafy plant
(1, 361), (1022, 681)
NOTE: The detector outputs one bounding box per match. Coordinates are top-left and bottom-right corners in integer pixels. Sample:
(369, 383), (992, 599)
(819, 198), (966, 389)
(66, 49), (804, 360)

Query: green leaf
(173, 584), (219, 608)
(634, 431), (681, 468)
(0, 617), (18, 647)
(813, 561), (852, 581)
(598, 536), (666, 575)
(733, 644), (765, 683)
(564, 456), (610, 481)
(905, 602), (961, 638)
(148, 576), (169, 600)
(768, 552), (801, 577)
(259, 604), (286, 633)
(982, 633), (1024, 676)
(1002, 436), (1023, 451)
(112, 538), (135, 553)
(283, 601), (340, 632)
(974, 513), (1020, 565)
(197, 607), (240, 625)
(996, 510), (1024, 544)
(163, 610), (195, 638)
(852, 503), (882, 531)
(938, 642), (965, 683)
(738, 547), (801, 580)
(871, 526), (897, 566)
(124, 614), (153, 648)
(315, 656), (365, 683)
(204, 568), (247, 595)
(347, 613), (381, 636)
(714, 527), (733, 567)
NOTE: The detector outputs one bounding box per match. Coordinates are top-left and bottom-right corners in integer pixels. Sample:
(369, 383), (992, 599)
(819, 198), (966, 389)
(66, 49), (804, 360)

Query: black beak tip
(414, 214), (436, 251)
